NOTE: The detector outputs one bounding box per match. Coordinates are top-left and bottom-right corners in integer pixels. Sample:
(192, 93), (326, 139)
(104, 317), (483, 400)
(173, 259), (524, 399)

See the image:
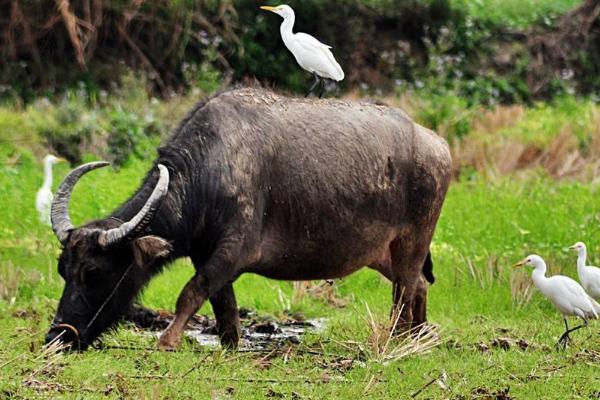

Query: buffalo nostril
(45, 324), (80, 349)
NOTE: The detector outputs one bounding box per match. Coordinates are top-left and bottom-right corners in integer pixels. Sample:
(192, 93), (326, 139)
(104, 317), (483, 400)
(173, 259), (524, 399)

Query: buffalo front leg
(158, 237), (244, 350)
(159, 273), (210, 349)
(210, 283), (241, 349)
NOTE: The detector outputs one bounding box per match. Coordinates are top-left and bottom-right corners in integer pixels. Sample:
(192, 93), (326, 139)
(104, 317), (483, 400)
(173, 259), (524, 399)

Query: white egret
(569, 242), (600, 300)
(513, 254), (600, 347)
(36, 154), (65, 226)
(260, 4), (344, 97)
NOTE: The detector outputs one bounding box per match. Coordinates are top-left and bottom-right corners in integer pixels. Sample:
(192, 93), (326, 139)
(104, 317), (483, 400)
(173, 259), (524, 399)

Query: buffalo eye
(83, 267), (102, 285)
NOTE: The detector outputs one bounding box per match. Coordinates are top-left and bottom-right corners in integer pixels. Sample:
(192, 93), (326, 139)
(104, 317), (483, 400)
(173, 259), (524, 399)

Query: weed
(359, 303), (441, 364)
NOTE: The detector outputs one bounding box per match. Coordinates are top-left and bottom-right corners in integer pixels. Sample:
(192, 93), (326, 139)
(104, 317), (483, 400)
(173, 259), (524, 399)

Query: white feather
(36, 154), (63, 226)
(264, 5), (345, 82)
(571, 242), (600, 300)
(523, 255), (599, 320)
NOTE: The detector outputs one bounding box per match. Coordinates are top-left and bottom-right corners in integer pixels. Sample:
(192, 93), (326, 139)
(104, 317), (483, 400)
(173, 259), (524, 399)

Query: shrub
(106, 109), (163, 167)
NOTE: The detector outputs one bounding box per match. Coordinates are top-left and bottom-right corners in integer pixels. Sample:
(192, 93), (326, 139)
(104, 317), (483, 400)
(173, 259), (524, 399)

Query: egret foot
(305, 74), (321, 97)
(556, 332), (571, 349)
(556, 317), (587, 349)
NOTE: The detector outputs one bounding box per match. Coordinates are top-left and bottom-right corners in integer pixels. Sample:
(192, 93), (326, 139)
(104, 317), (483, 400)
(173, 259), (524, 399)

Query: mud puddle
(128, 307), (325, 349)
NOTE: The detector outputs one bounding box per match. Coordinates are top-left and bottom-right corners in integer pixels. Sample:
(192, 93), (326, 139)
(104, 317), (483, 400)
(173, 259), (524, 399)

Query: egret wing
(293, 33), (344, 81)
(547, 276), (597, 316)
(294, 33), (332, 49)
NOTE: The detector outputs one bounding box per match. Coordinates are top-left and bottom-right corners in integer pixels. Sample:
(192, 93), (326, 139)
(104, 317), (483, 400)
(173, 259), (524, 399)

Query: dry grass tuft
(292, 281), (348, 308)
(510, 271), (535, 308)
(360, 303), (441, 364)
(0, 263), (41, 302)
(471, 105), (525, 135)
(450, 122), (600, 182)
(459, 255), (506, 289)
(21, 339), (70, 393)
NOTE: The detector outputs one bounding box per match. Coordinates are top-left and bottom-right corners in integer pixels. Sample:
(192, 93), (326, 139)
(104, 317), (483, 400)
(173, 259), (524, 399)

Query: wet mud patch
(126, 306), (326, 349)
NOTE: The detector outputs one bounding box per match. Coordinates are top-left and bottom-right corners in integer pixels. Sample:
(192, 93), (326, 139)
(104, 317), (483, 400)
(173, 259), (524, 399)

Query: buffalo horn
(51, 161), (110, 243)
(97, 164), (169, 248)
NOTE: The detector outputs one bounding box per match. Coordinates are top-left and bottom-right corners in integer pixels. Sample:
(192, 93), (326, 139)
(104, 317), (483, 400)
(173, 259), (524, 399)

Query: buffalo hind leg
(412, 275), (428, 328)
(209, 283), (241, 349)
(390, 234), (431, 333)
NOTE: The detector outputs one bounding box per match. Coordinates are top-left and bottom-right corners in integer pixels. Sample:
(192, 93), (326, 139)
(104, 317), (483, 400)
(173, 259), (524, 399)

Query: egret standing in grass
(570, 242), (600, 300)
(36, 154), (65, 226)
(260, 4), (344, 97)
(513, 254), (600, 348)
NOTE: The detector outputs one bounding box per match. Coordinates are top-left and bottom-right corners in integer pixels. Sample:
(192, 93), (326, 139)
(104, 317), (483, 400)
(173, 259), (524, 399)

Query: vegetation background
(0, 0), (599, 398)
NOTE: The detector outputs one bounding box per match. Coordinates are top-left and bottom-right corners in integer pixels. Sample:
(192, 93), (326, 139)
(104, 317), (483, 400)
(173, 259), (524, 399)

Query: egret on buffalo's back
(260, 4), (344, 97)
(513, 254), (600, 348)
(36, 154), (65, 225)
(569, 242), (600, 300)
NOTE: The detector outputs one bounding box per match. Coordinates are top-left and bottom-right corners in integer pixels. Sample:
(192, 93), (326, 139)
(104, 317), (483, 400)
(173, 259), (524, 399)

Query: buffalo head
(45, 162), (172, 349)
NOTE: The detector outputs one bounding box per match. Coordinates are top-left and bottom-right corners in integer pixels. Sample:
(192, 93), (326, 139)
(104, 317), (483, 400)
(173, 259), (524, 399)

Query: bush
(27, 78), (166, 166)
(32, 98), (99, 164)
(106, 109), (162, 167)
(413, 92), (473, 142)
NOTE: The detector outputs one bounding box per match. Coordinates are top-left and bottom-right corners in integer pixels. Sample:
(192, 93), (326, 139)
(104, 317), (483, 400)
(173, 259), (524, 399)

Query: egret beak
(57, 157), (67, 163)
(260, 6), (276, 11)
(568, 244), (577, 250)
(512, 259), (526, 268)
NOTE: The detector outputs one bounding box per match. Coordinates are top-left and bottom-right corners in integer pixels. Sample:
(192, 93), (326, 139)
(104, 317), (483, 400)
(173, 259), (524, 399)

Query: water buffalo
(45, 88), (451, 350)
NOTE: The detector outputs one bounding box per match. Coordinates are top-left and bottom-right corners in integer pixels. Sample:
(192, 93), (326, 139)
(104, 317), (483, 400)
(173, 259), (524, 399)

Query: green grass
(450, 0), (581, 28)
(498, 97), (599, 146)
(1, 140), (600, 398)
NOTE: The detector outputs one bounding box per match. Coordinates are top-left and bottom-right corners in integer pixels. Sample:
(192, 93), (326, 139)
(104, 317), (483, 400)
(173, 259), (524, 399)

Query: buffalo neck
(110, 162), (205, 258)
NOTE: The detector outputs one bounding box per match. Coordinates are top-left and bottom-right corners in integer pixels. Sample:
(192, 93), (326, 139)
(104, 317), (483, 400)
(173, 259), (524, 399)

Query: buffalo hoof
(219, 334), (240, 350)
(158, 331), (181, 350)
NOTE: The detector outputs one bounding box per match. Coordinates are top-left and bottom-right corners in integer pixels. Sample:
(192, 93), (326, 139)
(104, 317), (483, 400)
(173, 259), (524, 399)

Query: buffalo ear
(132, 236), (172, 267)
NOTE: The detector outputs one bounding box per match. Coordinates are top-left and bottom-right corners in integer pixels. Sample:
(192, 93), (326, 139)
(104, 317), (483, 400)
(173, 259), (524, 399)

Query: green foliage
(498, 96), (599, 146)
(31, 97), (99, 164)
(17, 76), (170, 166)
(413, 92), (474, 142)
(450, 0), (580, 28)
(106, 110), (162, 167)
(233, 0), (449, 90)
(1, 0), (595, 104)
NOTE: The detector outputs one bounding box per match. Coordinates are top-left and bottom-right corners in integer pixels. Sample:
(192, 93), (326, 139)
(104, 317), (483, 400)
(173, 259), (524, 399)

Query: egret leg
(557, 318), (588, 348)
(557, 318), (571, 348)
(318, 79), (326, 98)
(305, 74), (320, 97)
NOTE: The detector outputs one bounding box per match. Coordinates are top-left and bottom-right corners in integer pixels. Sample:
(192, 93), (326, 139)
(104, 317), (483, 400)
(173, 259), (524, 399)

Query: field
(1, 89), (600, 399)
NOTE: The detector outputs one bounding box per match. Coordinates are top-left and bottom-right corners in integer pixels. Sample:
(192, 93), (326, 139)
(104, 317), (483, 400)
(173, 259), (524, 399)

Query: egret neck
(576, 246), (588, 280)
(531, 259), (550, 293)
(42, 157), (54, 192)
(278, 10), (295, 50)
